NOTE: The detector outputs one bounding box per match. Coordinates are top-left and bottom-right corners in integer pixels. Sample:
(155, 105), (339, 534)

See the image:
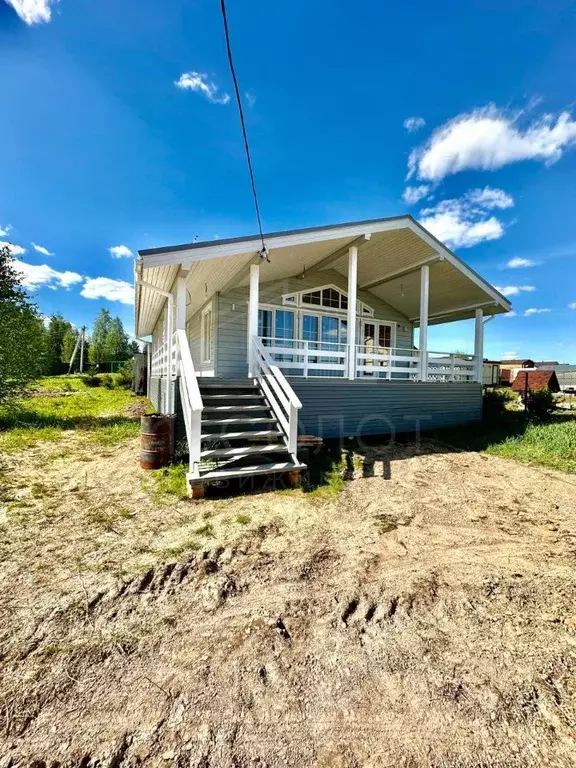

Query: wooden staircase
(190, 378), (305, 497)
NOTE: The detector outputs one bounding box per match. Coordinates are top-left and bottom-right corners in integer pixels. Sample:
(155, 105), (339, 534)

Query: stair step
(201, 417), (278, 426)
(198, 461), (306, 482)
(201, 443), (289, 459)
(203, 404), (270, 412)
(200, 430), (281, 441)
(202, 394), (263, 400)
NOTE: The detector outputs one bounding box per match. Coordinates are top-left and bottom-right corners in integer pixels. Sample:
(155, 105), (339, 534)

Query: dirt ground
(2, 436), (576, 767)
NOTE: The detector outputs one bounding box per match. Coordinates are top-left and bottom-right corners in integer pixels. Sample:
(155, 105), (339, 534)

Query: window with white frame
(201, 304), (213, 363)
(282, 284), (374, 316)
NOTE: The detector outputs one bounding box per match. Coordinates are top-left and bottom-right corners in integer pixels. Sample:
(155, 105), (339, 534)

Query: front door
(360, 321), (392, 375)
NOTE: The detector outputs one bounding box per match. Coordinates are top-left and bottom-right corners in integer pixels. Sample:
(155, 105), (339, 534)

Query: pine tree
(46, 314), (73, 374)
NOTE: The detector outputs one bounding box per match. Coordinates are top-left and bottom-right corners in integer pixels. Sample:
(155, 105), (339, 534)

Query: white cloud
(402, 185), (430, 205)
(503, 311), (517, 317)
(32, 242), (54, 256)
(408, 105), (576, 182)
(108, 244), (133, 259)
(524, 308), (550, 316)
(6, 0), (55, 24)
(506, 257), (535, 268)
(503, 350), (519, 360)
(0, 224), (12, 237)
(494, 285), (536, 297)
(245, 90), (256, 108)
(175, 72), (230, 105)
(81, 277), (134, 305)
(569, 302), (576, 310)
(404, 116), (426, 133)
(15, 261), (82, 291)
(0, 241), (27, 256)
(418, 186), (513, 249)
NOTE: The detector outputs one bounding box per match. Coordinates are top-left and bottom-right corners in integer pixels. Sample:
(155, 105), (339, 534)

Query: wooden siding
(216, 269), (414, 378)
(290, 379), (482, 439)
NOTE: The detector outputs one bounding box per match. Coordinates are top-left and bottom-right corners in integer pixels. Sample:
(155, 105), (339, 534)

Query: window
(201, 305), (213, 363)
(283, 284), (374, 316)
(301, 286), (349, 311)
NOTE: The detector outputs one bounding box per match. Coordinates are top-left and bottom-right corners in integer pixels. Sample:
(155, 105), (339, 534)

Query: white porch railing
(175, 329), (203, 479)
(253, 337), (302, 456)
(259, 337), (478, 382)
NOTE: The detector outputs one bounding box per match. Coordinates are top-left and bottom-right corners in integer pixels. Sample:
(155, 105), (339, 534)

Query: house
(511, 369), (561, 395)
(533, 360), (560, 369)
(537, 364), (576, 392)
(482, 360), (501, 387)
(134, 215), (511, 496)
(499, 358), (534, 385)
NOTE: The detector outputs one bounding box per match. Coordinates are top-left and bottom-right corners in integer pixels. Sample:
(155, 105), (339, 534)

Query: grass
(0, 376), (151, 454)
(429, 409), (576, 474)
(152, 463), (188, 498)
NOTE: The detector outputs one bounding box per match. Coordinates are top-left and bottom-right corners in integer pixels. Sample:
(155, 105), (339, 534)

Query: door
(360, 321), (392, 375)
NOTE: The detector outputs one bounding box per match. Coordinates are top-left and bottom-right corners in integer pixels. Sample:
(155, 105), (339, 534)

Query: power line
(219, 0), (267, 254)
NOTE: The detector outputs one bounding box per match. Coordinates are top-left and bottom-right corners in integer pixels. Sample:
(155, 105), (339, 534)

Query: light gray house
(135, 215), (511, 496)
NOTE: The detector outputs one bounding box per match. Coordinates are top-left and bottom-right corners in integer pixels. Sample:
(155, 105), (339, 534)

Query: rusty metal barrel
(140, 414), (176, 469)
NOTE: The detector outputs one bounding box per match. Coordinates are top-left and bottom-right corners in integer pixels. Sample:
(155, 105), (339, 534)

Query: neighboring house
(511, 369), (561, 395)
(542, 364), (576, 392)
(134, 215), (511, 496)
(483, 360), (501, 387)
(533, 360), (560, 368)
(499, 358), (534, 385)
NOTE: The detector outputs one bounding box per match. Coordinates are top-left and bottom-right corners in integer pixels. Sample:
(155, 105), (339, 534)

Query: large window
(283, 284), (374, 317)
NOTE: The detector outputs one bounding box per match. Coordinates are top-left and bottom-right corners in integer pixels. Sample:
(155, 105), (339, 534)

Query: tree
(105, 317), (130, 361)
(0, 246), (46, 402)
(45, 313), (73, 374)
(129, 340), (141, 355)
(89, 308), (112, 366)
(61, 327), (79, 366)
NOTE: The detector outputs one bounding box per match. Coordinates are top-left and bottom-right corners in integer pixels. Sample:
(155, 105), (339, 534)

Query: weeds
(194, 521), (214, 537)
(152, 464), (188, 498)
(235, 513), (251, 525)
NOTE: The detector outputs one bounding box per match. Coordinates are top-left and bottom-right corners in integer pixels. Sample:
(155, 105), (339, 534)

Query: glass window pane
(275, 310), (295, 341)
(302, 314), (319, 342)
(379, 325), (391, 348)
(302, 290), (321, 305)
(321, 316), (339, 345)
(341, 294), (348, 309)
(322, 288), (340, 308)
(258, 309), (273, 342)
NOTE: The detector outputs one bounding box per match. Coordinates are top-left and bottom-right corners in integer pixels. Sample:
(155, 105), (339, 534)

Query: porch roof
(135, 215), (511, 336)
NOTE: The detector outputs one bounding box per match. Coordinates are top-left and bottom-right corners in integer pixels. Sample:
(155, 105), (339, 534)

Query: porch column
(347, 245), (358, 380)
(474, 308), (484, 383)
(176, 269), (188, 330)
(419, 264), (430, 381)
(247, 263), (260, 378)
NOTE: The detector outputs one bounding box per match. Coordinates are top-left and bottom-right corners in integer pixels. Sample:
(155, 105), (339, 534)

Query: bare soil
(2, 436), (576, 767)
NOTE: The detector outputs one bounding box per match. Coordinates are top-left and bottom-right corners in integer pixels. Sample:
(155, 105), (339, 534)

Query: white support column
(474, 308), (484, 383)
(165, 298), (174, 413)
(347, 245), (358, 380)
(176, 270), (188, 330)
(247, 263), (260, 378)
(419, 264), (430, 381)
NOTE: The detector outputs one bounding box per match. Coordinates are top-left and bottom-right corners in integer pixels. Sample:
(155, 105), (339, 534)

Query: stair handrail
(176, 329), (203, 478)
(253, 337), (301, 456)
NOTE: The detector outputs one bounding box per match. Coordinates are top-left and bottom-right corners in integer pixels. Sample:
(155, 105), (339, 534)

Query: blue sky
(1, 0), (575, 360)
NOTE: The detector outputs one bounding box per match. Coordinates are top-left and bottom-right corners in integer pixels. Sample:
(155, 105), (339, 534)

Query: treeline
(44, 309), (139, 375)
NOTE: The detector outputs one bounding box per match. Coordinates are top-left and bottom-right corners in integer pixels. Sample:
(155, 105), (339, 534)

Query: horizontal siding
(216, 269), (414, 378)
(289, 380), (482, 439)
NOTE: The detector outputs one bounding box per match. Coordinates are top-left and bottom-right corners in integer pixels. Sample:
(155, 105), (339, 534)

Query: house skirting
(289, 379), (482, 440)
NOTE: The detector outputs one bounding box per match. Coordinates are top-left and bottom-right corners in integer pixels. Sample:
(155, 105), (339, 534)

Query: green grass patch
(307, 459), (346, 499)
(194, 521), (214, 537)
(0, 377), (150, 453)
(235, 513), (251, 525)
(152, 463), (188, 498)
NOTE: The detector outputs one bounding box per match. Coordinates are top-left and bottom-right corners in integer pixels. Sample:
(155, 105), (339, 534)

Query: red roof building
(512, 369), (561, 393)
